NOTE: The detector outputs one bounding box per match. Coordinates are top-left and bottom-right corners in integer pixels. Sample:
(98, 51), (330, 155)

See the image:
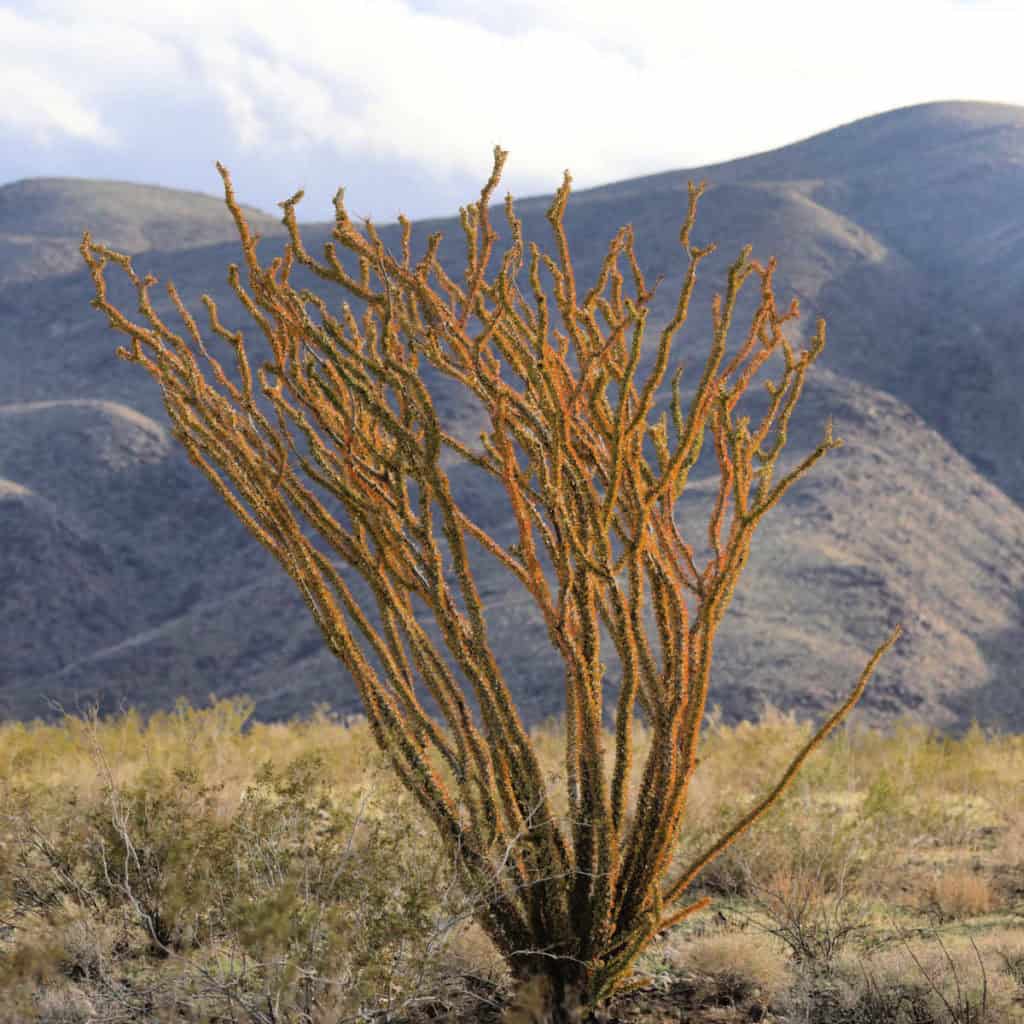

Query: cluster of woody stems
(79, 144), (901, 1009)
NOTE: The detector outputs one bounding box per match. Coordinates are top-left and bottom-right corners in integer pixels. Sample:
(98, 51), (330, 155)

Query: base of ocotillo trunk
(501, 972), (603, 1024)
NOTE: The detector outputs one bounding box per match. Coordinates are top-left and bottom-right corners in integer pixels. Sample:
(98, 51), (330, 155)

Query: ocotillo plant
(79, 146), (902, 1022)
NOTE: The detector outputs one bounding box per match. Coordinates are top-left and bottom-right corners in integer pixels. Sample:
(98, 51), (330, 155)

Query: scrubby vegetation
(1, 695), (1022, 1022)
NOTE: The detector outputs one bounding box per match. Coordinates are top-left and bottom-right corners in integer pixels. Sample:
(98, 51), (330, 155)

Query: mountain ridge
(1, 98), (1022, 739)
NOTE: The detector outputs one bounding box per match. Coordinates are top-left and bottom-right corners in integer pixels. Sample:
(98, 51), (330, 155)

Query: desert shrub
(0, 739), (490, 1022)
(662, 929), (793, 1010)
(0, 783), (101, 926)
(215, 749), (466, 1018)
(789, 930), (1024, 1024)
(897, 935), (1021, 1022)
(80, 761), (235, 956)
(919, 867), (997, 924)
(78, 144), (909, 1020)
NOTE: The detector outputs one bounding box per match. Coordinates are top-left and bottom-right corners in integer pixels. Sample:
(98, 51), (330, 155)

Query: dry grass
(2, 697), (1024, 1022)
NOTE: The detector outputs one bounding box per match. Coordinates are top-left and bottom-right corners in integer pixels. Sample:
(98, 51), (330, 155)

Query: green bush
(0, 737), (478, 1021)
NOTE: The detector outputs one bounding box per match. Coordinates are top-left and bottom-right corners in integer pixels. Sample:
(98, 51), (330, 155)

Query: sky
(2, 0), (1022, 227)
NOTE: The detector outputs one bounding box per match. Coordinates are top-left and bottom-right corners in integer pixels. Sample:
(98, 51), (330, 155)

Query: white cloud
(1, 0), (1023, 224)
(0, 63), (113, 146)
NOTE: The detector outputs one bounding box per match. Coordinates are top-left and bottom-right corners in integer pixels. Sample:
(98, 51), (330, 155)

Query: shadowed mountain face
(0, 177), (291, 290)
(1, 99), (1022, 740)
